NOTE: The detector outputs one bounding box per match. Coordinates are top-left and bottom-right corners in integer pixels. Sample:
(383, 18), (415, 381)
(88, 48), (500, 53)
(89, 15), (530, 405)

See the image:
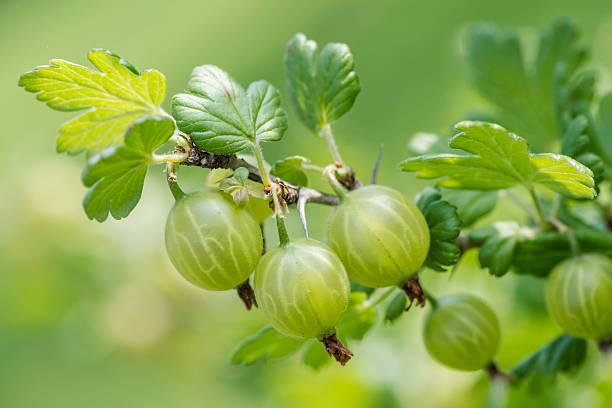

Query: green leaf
(511, 334), (587, 390)
(401, 121), (596, 200)
(440, 189), (498, 227)
(415, 187), (461, 272)
(466, 19), (588, 151)
(19, 49), (166, 154)
(591, 93), (612, 178)
(285, 33), (360, 132)
(470, 222), (521, 277)
(302, 341), (332, 370)
(384, 292), (407, 323)
(270, 156), (309, 186)
(233, 167), (249, 185)
(231, 325), (306, 365)
(407, 132), (451, 155)
(82, 115), (174, 222)
(512, 227), (612, 277)
(171, 65), (287, 154)
(337, 292), (377, 340)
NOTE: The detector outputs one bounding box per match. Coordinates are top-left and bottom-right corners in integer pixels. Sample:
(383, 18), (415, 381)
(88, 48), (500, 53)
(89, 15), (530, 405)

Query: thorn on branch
(370, 144), (384, 184)
(401, 277), (426, 311)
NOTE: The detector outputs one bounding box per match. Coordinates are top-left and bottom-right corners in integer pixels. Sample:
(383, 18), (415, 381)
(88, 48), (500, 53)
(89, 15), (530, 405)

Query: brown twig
(321, 332), (353, 365)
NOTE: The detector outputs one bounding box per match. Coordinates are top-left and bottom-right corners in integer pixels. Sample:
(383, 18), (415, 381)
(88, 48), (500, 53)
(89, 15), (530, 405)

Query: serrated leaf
(285, 33), (360, 132)
(401, 121), (595, 200)
(470, 221), (521, 277)
(231, 325), (306, 366)
(440, 189), (498, 227)
(415, 187), (461, 271)
(19, 49), (166, 154)
(171, 65), (287, 154)
(271, 156), (309, 186)
(302, 340), (332, 370)
(337, 292), (377, 340)
(384, 292), (407, 323)
(466, 19), (588, 151)
(82, 115), (174, 221)
(512, 334), (587, 391)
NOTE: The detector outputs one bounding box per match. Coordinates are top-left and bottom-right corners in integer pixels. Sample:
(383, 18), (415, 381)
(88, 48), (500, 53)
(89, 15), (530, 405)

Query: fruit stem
(323, 165), (348, 201)
(320, 123), (343, 165)
(251, 141), (272, 187)
(276, 216), (291, 247)
(236, 279), (258, 310)
(367, 287), (396, 308)
(167, 178), (185, 201)
(320, 332), (353, 365)
(527, 186), (551, 230)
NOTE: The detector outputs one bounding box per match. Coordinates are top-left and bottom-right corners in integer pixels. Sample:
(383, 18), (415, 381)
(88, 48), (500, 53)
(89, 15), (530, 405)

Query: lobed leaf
(415, 187), (461, 272)
(401, 121), (596, 200)
(466, 19), (588, 151)
(271, 156), (310, 186)
(511, 334), (588, 390)
(470, 222), (521, 277)
(285, 33), (360, 132)
(231, 325), (306, 365)
(82, 115), (174, 222)
(171, 65), (287, 154)
(19, 49), (166, 154)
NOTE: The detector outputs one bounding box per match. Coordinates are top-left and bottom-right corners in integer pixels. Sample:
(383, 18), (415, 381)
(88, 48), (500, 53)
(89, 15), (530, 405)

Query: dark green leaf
(231, 325), (306, 365)
(415, 187), (461, 271)
(270, 156), (309, 186)
(512, 334), (588, 391)
(470, 222), (521, 277)
(82, 115), (174, 222)
(337, 292), (377, 340)
(440, 189), (498, 227)
(19, 49), (166, 154)
(285, 33), (360, 132)
(172, 65), (287, 154)
(466, 19), (587, 151)
(401, 121), (596, 200)
(302, 340), (332, 370)
(511, 227), (612, 277)
(384, 292), (407, 323)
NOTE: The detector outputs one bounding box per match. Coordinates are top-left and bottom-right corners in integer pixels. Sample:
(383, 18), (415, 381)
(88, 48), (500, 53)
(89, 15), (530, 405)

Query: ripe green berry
(423, 294), (500, 371)
(165, 189), (262, 291)
(254, 238), (350, 339)
(546, 254), (612, 341)
(328, 185), (430, 288)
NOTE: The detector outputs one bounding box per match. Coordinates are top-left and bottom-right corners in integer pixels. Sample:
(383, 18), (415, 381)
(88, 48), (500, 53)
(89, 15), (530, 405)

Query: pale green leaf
(271, 156), (309, 186)
(171, 65), (287, 154)
(82, 115), (174, 221)
(401, 121), (595, 200)
(231, 325), (306, 365)
(19, 49), (166, 154)
(285, 33), (360, 132)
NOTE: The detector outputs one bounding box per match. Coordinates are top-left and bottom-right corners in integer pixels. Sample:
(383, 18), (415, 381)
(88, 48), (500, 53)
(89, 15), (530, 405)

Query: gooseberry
(254, 238), (352, 364)
(328, 185), (430, 288)
(546, 254), (612, 341)
(423, 294), (500, 371)
(164, 189), (262, 299)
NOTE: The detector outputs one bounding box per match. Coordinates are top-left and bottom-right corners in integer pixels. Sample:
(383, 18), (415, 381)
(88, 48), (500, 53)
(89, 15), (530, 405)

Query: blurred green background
(3, 0), (612, 406)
